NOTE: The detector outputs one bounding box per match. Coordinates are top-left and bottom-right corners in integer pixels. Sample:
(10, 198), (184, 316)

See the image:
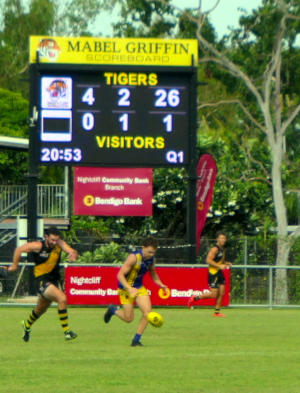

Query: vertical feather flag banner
(196, 154), (217, 254)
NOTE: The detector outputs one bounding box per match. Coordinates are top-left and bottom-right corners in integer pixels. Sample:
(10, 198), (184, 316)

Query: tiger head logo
(47, 80), (67, 99)
(37, 38), (61, 62)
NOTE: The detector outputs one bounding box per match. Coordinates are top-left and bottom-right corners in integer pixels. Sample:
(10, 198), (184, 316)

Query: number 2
(118, 88), (131, 106)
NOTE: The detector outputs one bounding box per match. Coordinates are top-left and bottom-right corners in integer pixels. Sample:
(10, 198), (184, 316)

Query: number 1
(119, 113), (129, 131)
(163, 114), (173, 132)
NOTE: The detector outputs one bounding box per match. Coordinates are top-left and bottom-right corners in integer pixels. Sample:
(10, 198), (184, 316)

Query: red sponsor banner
(196, 154), (217, 253)
(73, 167), (153, 216)
(65, 266), (119, 305)
(65, 266), (230, 306)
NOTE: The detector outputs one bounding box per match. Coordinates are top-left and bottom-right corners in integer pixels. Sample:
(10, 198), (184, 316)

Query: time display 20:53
(41, 147), (82, 162)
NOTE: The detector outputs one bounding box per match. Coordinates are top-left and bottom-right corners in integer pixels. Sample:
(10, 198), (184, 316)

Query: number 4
(82, 88), (95, 106)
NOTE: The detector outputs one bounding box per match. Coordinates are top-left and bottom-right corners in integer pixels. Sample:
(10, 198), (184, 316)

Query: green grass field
(1, 307), (300, 393)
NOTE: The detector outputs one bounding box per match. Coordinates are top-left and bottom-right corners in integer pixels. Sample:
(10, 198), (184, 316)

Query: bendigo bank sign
(73, 167), (153, 216)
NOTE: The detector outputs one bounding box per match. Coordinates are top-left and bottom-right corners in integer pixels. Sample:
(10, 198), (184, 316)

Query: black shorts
(208, 270), (225, 289)
(35, 277), (60, 297)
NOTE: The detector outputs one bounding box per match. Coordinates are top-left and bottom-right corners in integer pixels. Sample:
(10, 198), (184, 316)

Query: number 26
(154, 89), (180, 107)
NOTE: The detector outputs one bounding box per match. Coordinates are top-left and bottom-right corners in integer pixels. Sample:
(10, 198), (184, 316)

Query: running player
(104, 237), (168, 346)
(7, 227), (78, 341)
(188, 232), (232, 317)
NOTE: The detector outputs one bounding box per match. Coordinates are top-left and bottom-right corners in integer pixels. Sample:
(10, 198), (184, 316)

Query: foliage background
(0, 0), (299, 265)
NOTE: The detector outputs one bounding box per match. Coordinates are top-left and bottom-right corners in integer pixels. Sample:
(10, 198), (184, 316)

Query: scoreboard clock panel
(37, 67), (195, 167)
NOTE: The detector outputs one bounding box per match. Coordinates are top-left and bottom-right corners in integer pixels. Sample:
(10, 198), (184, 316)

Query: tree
(0, 0), (56, 94)
(106, 0), (300, 300)
(52, 0), (103, 36)
(0, 88), (29, 183)
(102, 0), (176, 37)
(0, 0), (103, 94)
(0, 0), (104, 182)
(147, 0), (300, 303)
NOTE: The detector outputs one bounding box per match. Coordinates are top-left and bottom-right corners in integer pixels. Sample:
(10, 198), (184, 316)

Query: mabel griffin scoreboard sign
(29, 36), (198, 167)
(29, 36), (198, 66)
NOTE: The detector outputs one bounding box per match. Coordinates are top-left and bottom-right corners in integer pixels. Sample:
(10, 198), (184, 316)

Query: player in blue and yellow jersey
(104, 237), (168, 346)
(187, 232), (232, 317)
(7, 227), (78, 341)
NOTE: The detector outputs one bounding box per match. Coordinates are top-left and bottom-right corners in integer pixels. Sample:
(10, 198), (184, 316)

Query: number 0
(82, 113), (94, 131)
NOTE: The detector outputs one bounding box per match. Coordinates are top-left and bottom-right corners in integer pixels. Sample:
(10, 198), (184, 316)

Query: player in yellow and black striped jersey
(103, 237), (168, 347)
(187, 232), (232, 317)
(7, 227), (78, 342)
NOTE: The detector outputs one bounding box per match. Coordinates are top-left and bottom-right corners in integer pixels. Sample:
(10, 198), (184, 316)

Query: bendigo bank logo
(158, 287), (171, 299)
(38, 38), (61, 62)
(197, 201), (204, 211)
(83, 195), (95, 207)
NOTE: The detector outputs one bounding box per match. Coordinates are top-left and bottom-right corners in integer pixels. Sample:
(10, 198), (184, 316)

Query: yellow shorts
(118, 286), (148, 305)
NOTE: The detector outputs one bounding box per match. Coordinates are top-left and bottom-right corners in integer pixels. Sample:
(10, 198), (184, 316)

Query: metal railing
(230, 264), (300, 308)
(0, 186), (27, 216)
(0, 185), (68, 218)
(1, 263), (300, 308)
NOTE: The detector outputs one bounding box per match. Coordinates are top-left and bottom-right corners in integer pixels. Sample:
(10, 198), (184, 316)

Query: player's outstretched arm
(57, 239), (78, 262)
(149, 263), (168, 292)
(8, 241), (42, 272)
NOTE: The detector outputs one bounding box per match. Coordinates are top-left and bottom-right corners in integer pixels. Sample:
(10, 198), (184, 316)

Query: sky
(93, 0), (264, 38)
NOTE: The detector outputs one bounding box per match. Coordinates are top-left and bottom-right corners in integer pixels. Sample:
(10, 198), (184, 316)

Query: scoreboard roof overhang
(0, 136), (29, 151)
(29, 36), (198, 67)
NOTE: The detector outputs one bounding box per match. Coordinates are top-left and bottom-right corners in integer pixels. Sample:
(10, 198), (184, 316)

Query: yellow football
(147, 311), (164, 327)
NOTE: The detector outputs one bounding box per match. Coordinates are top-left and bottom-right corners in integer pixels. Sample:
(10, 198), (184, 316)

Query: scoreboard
(35, 66), (195, 167)
(29, 36), (198, 168)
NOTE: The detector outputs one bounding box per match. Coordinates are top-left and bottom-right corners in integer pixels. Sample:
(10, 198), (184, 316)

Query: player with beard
(7, 227), (78, 341)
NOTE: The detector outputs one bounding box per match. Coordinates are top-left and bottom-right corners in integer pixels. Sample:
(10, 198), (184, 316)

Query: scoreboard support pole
(28, 64), (39, 243)
(186, 65), (198, 264)
(24, 64), (39, 295)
